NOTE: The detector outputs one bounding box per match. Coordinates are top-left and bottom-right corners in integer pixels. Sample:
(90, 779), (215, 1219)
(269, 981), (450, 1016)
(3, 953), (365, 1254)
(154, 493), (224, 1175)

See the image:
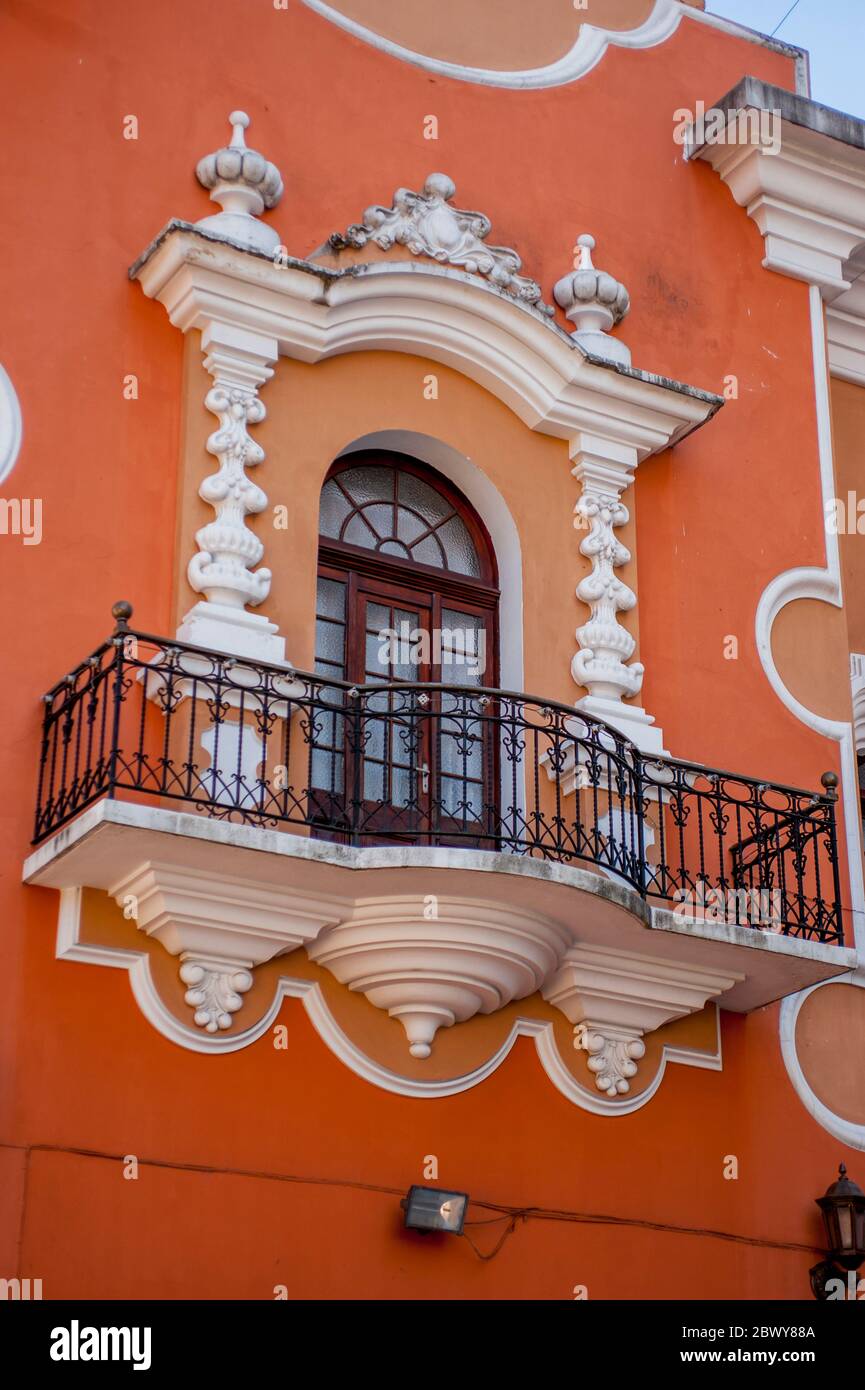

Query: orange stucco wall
(0, 0), (861, 1300)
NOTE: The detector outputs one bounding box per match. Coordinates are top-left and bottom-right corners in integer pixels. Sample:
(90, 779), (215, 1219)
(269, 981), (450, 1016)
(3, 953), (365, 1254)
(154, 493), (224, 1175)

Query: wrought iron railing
(33, 608), (844, 944)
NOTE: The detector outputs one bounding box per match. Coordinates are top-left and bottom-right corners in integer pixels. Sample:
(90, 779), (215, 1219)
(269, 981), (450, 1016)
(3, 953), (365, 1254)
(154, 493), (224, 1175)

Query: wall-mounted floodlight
(401, 1185), (469, 1235)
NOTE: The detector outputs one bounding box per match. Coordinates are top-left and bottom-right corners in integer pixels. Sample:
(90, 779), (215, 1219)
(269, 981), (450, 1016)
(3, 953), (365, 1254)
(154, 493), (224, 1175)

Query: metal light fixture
(401, 1185), (469, 1235)
(810, 1163), (865, 1299)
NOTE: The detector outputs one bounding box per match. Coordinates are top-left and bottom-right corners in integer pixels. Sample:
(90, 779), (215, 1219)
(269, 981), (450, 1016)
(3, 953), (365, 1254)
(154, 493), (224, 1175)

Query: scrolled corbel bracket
(108, 862), (350, 1035)
(543, 944), (739, 1100)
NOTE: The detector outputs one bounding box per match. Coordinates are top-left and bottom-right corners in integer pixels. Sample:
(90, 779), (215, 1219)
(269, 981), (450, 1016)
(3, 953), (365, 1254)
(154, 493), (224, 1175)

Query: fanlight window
(319, 463), (482, 577)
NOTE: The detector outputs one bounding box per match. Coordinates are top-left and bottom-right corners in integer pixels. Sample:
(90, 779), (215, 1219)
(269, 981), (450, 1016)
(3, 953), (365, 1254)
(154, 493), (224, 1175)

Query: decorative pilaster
(568, 437), (668, 754)
(572, 461), (642, 703)
(177, 321), (285, 662)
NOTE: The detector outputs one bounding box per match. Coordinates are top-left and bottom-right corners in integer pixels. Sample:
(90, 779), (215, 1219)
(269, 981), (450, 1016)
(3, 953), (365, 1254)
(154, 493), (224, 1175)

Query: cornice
(692, 76), (865, 301)
(131, 222), (722, 458)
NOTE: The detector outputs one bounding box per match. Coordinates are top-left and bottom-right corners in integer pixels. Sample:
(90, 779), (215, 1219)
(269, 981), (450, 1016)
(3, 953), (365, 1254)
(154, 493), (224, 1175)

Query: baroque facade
(3, 0), (865, 1300)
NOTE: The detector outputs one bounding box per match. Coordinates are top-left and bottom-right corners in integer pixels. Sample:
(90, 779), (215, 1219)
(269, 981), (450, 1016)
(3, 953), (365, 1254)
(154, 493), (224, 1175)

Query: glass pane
(396, 506), (428, 544)
(362, 503), (394, 539)
(319, 481), (352, 538)
(338, 465), (395, 508)
(397, 470), (452, 525)
(440, 609), (485, 684)
(311, 747), (344, 794)
(391, 762), (411, 807)
(440, 774), (481, 821)
(436, 515), (481, 576)
(343, 512), (378, 548)
(410, 533), (445, 568)
(379, 539), (411, 558)
(316, 576), (345, 621)
(366, 630), (390, 678)
(315, 618), (344, 667)
(363, 758), (385, 802)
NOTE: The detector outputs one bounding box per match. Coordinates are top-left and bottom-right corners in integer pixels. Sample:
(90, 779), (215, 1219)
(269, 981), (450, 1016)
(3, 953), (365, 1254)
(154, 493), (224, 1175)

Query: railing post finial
(820, 770), (839, 801)
(111, 600), (133, 635)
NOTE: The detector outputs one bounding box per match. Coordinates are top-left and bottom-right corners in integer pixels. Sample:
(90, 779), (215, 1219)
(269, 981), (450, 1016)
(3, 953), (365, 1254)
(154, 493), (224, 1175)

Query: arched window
(313, 451), (500, 839)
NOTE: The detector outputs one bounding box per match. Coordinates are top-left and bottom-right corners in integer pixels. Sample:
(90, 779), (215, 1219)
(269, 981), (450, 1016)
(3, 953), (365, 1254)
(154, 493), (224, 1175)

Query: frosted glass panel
(410, 534), (445, 568)
(338, 466), (395, 507)
(316, 576), (345, 621)
(343, 513), (377, 547)
(319, 481), (352, 538)
(397, 471), (451, 525)
(436, 516), (481, 577)
(319, 463), (482, 575)
(396, 508), (427, 543)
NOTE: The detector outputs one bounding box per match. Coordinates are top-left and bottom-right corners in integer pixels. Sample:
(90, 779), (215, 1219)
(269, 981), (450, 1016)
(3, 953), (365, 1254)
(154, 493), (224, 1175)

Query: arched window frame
(318, 450), (499, 595)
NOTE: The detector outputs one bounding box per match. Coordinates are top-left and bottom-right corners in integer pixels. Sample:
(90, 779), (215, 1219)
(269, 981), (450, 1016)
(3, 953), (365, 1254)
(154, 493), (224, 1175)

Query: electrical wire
(771, 0), (803, 37)
(12, 1141), (824, 1265)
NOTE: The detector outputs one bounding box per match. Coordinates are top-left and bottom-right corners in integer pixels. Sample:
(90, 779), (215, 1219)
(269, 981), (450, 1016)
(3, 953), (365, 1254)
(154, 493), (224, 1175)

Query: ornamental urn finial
(195, 110), (283, 254)
(554, 233), (631, 365)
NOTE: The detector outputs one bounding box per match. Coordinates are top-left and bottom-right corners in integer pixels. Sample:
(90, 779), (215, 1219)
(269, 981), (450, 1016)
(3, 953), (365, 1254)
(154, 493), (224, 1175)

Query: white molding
(780, 985), (865, 1151)
(851, 653), (865, 752)
(301, 1), (809, 95)
(53, 885), (722, 1111)
(0, 362), (22, 487)
(132, 231), (720, 457)
(300, 0), (683, 90)
(755, 287), (865, 960)
(751, 285), (865, 1139)
(692, 97), (865, 1127)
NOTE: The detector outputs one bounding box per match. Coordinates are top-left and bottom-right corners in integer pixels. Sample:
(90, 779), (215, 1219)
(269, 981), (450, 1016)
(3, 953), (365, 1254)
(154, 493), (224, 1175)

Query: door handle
(420, 762), (430, 794)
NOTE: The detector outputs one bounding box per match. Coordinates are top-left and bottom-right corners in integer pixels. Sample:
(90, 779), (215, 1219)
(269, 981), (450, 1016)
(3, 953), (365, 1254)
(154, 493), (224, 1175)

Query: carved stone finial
(554, 233), (631, 365)
(195, 110), (284, 254)
(329, 173), (554, 314)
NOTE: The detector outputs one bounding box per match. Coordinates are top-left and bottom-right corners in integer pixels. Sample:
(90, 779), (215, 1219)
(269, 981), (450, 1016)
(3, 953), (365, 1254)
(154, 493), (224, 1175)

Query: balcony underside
(24, 799), (855, 1033)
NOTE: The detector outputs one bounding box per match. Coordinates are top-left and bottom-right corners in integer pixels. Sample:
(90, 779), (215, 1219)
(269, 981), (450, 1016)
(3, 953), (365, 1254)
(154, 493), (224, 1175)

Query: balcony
(23, 608), (855, 1083)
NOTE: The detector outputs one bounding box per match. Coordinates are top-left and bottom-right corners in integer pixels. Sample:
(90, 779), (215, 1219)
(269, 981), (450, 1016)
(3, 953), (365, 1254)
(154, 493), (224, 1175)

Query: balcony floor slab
(23, 800), (856, 1018)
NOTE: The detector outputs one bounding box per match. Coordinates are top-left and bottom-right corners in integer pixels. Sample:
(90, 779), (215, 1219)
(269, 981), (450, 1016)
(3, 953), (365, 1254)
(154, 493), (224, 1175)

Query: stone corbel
(543, 944), (740, 1097)
(109, 861), (349, 1034)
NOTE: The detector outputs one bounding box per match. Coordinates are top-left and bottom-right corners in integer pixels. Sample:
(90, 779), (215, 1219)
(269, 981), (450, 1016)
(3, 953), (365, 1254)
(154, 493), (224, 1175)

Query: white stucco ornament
(0, 363), (22, 487)
(330, 172), (553, 313)
(554, 234), (631, 365)
(195, 111), (284, 253)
